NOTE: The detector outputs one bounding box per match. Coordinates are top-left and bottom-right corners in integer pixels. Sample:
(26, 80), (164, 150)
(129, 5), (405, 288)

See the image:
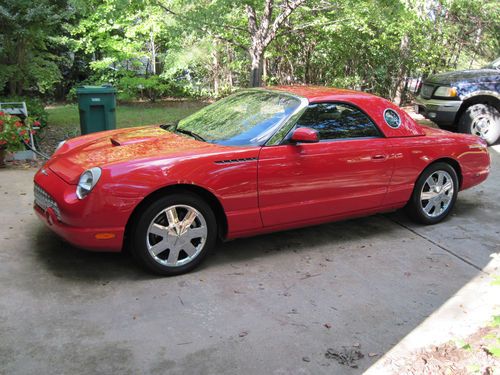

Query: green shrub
(67, 74), (192, 103)
(66, 76), (112, 102)
(117, 75), (189, 102)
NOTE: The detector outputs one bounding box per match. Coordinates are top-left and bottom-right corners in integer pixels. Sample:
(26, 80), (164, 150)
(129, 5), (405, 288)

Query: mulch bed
(389, 325), (499, 375)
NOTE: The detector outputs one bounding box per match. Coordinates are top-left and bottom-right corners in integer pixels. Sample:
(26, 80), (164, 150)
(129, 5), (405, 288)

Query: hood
(425, 68), (499, 86)
(47, 126), (226, 184)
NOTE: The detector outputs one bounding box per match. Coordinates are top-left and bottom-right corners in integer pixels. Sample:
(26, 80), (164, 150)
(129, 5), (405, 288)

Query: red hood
(47, 126), (228, 184)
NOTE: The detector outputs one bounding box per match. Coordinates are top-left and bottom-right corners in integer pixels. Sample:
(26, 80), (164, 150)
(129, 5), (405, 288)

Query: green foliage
(0, 0), (72, 96)
(486, 345), (500, 358)
(491, 315), (500, 328)
(117, 75), (187, 102)
(454, 338), (472, 350)
(1, 0), (499, 103)
(483, 315), (500, 359)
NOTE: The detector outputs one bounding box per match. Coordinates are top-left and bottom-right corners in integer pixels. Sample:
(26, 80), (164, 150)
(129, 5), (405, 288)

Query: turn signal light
(95, 233), (116, 240)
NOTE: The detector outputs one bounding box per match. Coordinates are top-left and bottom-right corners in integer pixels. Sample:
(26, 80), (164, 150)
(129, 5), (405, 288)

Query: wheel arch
(425, 157), (463, 189)
(456, 94), (500, 123)
(124, 184), (228, 248)
(405, 157), (461, 225)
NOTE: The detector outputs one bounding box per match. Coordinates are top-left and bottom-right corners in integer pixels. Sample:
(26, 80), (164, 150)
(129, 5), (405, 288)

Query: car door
(258, 102), (394, 227)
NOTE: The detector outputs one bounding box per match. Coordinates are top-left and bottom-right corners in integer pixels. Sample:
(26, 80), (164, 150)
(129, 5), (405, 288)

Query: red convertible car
(34, 86), (490, 275)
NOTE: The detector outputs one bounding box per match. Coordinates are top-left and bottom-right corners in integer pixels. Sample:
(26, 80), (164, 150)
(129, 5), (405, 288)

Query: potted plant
(0, 111), (36, 168)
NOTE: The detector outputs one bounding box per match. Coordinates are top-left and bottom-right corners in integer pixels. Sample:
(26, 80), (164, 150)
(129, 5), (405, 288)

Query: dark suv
(415, 57), (500, 145)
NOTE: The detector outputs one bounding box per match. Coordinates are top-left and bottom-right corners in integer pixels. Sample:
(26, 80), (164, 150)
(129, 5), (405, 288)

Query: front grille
(34, 184), (61, 221)
(421, 84), (435, 99)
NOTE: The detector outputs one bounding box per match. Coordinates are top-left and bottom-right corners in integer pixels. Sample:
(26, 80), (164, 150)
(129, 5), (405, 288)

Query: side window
(295, 103), (381, 140)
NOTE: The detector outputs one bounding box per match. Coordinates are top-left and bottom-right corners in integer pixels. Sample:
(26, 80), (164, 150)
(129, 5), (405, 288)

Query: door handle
(371, 154), (387, 160)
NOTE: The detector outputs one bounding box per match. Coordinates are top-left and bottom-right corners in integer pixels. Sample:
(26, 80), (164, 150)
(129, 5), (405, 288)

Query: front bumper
(33, 167), (125, 252)
(34, 205), (124, 251)
(414, 96), (462, 127)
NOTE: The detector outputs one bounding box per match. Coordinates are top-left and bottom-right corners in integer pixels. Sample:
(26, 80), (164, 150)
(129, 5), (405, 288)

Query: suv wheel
(458, 103), (500, 145)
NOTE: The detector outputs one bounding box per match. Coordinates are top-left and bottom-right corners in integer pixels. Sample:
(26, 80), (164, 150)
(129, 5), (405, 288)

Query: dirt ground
(396, 324), (499, 375)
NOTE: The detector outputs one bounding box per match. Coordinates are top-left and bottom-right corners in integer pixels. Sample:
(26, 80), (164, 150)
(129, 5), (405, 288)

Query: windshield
(483, 57), (500, 69)
(177, 90), (302, 146)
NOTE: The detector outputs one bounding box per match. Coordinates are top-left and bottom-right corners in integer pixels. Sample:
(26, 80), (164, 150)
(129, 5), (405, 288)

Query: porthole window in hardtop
(295, 103), (381, 140)
(383, 108), (401, 128)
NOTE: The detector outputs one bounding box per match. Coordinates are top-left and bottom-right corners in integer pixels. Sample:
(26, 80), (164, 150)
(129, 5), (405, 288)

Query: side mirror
(290, 127), (319, 144)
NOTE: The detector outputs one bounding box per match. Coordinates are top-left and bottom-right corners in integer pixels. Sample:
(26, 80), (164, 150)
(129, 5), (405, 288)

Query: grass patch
(46, 101), (207, 131)
(39, 101), (208, 154)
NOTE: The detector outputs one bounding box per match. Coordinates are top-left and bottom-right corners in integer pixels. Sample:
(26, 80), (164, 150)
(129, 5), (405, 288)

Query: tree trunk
(249, 49), (264, 87)
(263, 57), (267, 85)
(393, 34), (409, 106)
(304, 48), (311, 84)
(226, 43), (233, 88)
(393, 75), (407, 106)
(9, 80), (16, 96)
(213, 49), (220, 96)
(245, 0), (306, 88)
(150, 29), (156, 75)
(8, 40), (26, 96)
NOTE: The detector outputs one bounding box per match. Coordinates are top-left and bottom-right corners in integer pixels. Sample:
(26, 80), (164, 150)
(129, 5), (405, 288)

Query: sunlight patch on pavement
(366, 254), (500, 374)
(491, 144), (500, 154)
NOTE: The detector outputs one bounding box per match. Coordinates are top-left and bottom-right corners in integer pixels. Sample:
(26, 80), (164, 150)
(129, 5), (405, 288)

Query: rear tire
(131, 193), (217, 276)
(406, 162), (458, 225)
(458, 103), (500, 145)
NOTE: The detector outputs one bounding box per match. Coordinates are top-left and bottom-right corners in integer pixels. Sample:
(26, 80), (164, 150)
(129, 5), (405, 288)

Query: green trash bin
(76, 85), (117, 135)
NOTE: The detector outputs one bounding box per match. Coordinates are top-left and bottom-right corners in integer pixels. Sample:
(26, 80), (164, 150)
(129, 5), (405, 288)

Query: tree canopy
(0, 0), (498, 104)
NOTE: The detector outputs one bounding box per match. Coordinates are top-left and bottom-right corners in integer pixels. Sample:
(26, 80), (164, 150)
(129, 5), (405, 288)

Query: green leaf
(454, 339), (471, 350)
(490, 315), (500, 328)
(485, 345), (500, 358)
(491, 275), (500, 286)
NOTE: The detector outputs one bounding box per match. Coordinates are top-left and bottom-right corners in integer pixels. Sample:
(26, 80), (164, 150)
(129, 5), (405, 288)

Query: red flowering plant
(0, 111), (36, 152)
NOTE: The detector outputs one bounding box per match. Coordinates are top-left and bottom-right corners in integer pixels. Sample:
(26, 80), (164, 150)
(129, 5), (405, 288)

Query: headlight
(76, 167), (102, 199)
(434, 86), (458, 98)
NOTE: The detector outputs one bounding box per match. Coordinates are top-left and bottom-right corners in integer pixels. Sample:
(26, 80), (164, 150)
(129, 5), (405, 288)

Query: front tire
(458, 103), (500, 145)
(131, 193), (217, 276)
(406, 162), (458, 225)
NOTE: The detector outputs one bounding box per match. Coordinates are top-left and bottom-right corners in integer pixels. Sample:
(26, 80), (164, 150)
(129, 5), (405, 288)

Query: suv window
(295, 103), (381, 140)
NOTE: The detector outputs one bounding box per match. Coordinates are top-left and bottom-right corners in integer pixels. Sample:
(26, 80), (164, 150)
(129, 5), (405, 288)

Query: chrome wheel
(420, 170), (454, 218)
(459, 103), (500, 146)
(471, 115), (492, 139)
(146, 204), (207, 267)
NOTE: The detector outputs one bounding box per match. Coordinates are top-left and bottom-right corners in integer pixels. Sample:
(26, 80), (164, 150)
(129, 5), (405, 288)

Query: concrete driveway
(1, 149), (499, 375)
